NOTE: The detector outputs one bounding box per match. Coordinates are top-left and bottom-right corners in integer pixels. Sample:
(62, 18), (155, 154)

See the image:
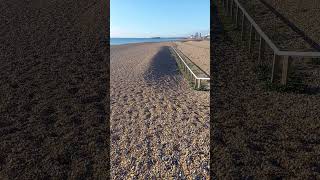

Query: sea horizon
(110, 37), (185, 45)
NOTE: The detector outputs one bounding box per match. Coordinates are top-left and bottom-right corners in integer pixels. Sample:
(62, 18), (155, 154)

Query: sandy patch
(175, 41), (210, 75)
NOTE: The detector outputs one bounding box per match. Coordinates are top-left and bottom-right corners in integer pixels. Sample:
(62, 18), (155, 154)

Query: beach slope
(111, 42), (209, 178)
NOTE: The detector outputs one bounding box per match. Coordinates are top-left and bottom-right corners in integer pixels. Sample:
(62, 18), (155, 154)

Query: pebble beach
(110, 42), (210, 178)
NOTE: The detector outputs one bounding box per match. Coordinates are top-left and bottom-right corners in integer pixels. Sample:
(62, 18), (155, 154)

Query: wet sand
(175, 41), (210, 75)
(110, 42), (209, 178)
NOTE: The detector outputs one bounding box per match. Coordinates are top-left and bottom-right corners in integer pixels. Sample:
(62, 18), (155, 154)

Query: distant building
(189, 32), (209, 39)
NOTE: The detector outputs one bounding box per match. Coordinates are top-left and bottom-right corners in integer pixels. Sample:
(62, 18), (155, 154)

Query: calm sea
(110, 38), (183, 45)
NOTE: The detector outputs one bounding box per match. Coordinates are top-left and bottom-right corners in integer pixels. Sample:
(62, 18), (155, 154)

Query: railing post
(228, 0), (230, 13)
(241, 13), (246, 41)
(235, 6), (240, 28)
(255, 30), (259, 40)
(230, 0), (234, 19)
(226, 0), (229, 15)
(271, 53), (280, 83)
(281, 56), (290, 85)
(258, 36), (265, 64)
(249, 25), (254, 53)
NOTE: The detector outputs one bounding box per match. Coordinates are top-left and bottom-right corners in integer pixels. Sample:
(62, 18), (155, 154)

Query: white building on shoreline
(189, 32), (210, 39)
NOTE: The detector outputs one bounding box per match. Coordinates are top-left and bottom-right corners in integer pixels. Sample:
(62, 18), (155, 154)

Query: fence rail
(170, 45), (210, 90)
(220, 0), (320, 85)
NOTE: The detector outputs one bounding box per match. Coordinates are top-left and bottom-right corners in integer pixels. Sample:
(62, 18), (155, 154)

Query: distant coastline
(110, 37), (185, 45)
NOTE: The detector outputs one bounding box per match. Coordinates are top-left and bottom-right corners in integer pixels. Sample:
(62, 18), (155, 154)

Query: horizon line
(110, 36), (188, 38)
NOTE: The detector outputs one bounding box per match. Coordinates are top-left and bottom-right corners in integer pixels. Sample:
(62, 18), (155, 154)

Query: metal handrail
(278, 51), (320, 57)
(233, 0), (280, 53)
(171, 46), (210, 80)
(232, 0), (320, 57)
(221, 0), (320, 85)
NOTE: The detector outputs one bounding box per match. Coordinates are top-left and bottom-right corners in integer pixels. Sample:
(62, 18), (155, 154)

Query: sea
(110, 38), (183, 45)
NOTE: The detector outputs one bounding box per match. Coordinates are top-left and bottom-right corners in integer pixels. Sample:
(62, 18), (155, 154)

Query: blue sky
(110, 0), (210, 38)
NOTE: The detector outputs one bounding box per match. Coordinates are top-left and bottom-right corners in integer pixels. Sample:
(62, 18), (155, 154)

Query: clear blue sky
(111, 0), (210, 38)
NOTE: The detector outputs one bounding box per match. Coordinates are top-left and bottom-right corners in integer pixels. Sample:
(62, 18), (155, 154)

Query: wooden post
(249, 25), (254, 53)
(241, 13), (246, 41)
(271, 53), (280, 83)
(258, 36), (265, 64)
(281, 56), (290, 85)
(198, 79), (201, 89)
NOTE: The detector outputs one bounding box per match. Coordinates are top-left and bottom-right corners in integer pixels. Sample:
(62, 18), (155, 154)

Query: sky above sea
(110, 0), (209, 38)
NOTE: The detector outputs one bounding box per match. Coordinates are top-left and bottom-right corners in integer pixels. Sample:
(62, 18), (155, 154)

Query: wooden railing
(219, 0), (320, 85)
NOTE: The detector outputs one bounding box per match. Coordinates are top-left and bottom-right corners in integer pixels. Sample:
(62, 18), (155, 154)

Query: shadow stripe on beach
(143, 46), (182, 88)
